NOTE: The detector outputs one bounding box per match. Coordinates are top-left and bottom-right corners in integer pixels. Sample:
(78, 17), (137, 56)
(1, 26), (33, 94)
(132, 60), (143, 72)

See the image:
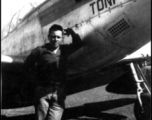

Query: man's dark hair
(48, 24), (63, 34)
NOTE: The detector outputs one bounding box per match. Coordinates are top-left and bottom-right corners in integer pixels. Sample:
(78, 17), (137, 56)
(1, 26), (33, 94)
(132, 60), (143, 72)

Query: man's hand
(63, 28), (75, 36)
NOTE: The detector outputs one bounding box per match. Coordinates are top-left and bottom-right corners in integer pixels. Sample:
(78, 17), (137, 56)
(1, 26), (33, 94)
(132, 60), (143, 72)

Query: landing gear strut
(130, 63), (151, 120)
(134, 94), (150, 120)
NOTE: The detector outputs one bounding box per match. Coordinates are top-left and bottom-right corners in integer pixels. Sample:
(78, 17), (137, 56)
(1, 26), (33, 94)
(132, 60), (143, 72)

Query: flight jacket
(24, 29), (83, 87)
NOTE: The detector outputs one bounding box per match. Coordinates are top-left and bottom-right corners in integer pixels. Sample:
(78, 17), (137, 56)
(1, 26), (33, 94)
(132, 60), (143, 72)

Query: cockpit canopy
(1, 1), (45, 40)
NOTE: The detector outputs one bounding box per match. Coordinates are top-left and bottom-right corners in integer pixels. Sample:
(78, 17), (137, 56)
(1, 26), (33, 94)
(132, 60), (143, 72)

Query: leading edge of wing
(1, 55), (25, 63)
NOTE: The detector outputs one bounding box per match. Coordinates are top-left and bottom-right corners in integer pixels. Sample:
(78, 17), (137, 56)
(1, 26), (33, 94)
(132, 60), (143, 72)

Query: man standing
(24, 24), (83, 120)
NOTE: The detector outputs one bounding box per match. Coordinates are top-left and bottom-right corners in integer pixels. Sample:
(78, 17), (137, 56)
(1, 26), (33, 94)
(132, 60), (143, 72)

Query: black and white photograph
(1, 0), (151, 120)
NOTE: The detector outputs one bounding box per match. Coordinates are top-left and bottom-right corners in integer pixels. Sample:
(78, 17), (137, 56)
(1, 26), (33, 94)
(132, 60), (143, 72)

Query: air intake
(105, 14), (133, 40)
(108, 18), (130, 38)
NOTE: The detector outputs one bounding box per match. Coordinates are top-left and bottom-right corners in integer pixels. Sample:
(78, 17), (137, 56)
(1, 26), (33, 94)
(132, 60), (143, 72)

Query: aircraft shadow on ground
(63, 98), (135, 120)
(2, 98), (135, 120)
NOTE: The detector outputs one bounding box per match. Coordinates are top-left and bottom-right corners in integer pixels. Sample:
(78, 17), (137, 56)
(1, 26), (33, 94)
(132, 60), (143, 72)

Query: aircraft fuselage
(1, 0), (151, 75)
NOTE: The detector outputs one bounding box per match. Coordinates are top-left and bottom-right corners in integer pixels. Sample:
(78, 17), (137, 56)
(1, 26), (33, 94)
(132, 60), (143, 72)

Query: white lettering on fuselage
(90, 0), (116, 14)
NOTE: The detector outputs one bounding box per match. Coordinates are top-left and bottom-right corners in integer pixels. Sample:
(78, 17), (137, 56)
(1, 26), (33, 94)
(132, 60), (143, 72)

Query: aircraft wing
(1, 55), (25, 73)
(1, 55), (151, 108)
(1, 55), (36, 108)
(2, 55), (26, 63)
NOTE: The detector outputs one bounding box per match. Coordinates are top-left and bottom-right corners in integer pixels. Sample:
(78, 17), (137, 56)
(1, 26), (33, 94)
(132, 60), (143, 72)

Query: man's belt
(37, 80), (61, 88)
(49, 81), (61, 87)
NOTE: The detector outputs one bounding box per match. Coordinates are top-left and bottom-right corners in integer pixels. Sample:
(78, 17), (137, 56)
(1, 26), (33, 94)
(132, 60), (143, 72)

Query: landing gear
(134, 94), (151, 120)
(129, 63), (151, 120)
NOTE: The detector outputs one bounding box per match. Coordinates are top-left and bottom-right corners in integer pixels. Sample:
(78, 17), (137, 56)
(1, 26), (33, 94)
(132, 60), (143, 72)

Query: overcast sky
(124, 42), (151, 59)
(1, 0), (45, 29)
(1, 0), (151, 58)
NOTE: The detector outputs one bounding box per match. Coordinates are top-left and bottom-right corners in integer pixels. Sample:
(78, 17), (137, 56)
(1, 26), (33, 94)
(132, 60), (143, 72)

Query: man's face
(48, 30), (63, 48)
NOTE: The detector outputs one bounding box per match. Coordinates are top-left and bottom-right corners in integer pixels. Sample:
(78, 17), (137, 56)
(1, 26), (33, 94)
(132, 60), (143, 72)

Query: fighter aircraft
(1, 0), (151, 120)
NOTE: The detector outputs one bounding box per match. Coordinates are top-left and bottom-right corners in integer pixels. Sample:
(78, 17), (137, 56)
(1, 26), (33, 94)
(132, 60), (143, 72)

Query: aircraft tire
(134, 94), (151, 120)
